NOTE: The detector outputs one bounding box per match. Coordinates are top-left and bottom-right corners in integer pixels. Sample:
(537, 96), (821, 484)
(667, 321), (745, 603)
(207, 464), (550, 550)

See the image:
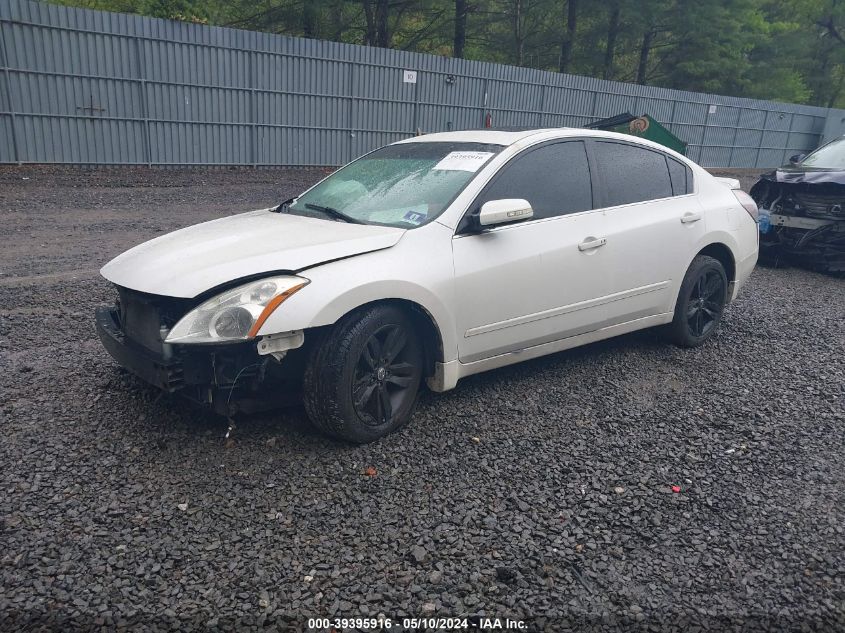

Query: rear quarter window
(667, 157), (692, 195)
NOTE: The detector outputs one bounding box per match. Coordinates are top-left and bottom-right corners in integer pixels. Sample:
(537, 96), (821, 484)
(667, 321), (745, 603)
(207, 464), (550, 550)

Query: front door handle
(681, 212), (702, 224)
(578, 237), (607, 251)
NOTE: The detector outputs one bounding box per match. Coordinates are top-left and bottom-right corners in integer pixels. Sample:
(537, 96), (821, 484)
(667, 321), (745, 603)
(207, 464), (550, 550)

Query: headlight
(165, 276), (309, 344)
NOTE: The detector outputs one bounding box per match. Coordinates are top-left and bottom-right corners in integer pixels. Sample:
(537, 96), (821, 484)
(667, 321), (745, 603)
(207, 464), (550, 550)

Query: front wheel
(303, 305), (423, 443)
(667, 255), (728, 347)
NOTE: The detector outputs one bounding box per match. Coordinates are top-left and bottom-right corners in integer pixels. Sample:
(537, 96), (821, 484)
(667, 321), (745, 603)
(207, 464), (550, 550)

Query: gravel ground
(0, 166), (843, 632)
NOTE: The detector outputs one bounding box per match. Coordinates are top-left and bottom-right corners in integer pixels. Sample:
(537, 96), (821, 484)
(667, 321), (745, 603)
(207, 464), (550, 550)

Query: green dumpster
(585, 113), (686, 156)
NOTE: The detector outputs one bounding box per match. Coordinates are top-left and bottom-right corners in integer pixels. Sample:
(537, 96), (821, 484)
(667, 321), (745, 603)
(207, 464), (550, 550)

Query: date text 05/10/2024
(307, 616), (528, 630)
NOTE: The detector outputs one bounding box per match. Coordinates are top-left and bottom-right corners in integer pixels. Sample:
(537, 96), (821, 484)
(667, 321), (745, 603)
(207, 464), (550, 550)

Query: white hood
(100, 209), (405, 298)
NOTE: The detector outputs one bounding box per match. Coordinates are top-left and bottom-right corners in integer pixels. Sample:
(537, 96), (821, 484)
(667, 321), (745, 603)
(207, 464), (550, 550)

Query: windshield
(285, 141), (503, 228)
(799, 137), (845, 169)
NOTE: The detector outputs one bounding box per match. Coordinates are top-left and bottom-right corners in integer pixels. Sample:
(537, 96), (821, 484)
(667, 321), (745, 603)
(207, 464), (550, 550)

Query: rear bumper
(95, 306), (184, 392)
(729, 249), (759, 302)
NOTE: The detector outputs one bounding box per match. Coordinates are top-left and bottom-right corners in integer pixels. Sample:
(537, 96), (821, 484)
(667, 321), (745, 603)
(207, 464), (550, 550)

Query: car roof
(392, 127), (692, 163)
(393, 129), (548, 146)
(393, 127), (649, 146)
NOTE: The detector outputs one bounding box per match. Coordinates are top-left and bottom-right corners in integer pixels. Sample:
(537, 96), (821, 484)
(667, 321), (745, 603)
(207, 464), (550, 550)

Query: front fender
(254, 228), (459, 363)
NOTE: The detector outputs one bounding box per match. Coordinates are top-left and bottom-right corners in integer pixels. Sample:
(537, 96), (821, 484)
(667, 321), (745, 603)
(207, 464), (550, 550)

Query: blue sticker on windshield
(403, 211), (426, 225)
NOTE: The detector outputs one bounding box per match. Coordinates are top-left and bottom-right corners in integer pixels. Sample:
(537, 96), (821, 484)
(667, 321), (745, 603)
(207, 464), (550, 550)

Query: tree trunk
(454, 0), (467, 58)
(375, 0), (391, 47)
(362, 0), (376, 45)
(559, 0), (578, 73)
(603, 2), (621, 80)
(636, 29), (654, 84)
(826, 80), (842, 108)
(513, 0), (524, 66)
(303, 0), (319, 38)
(330, 0), (348, 41)
(813, 50), (831, 107)
(819, 53), (843, 108)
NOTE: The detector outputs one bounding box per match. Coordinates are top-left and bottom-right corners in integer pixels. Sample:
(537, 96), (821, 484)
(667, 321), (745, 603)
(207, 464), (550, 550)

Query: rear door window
(593, 141), (675, 206)
(476, 141), (593, 220)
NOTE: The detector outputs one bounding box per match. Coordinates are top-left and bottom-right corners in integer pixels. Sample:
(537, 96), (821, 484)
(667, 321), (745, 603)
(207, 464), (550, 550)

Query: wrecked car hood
(100, 209), (405, 298)
(759, 168), (845, 186)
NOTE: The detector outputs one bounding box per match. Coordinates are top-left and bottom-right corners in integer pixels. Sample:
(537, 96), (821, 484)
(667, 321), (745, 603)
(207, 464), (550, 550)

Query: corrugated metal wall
(1, 0), (841, 167)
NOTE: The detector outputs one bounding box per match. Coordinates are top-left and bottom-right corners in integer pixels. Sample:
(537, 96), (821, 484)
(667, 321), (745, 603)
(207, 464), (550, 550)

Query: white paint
(100, 210), (404, 297)
(477, 198), (533, 226)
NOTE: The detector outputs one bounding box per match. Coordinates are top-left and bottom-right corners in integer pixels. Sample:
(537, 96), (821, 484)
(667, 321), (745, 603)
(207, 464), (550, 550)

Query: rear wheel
(667, 255), (728, 347)
(303, 305), (423, 443)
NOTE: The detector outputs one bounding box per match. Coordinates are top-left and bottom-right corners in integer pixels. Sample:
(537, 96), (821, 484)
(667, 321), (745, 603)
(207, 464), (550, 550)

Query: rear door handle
(681, 212), (702, 224)
(578, 237), (607, 251)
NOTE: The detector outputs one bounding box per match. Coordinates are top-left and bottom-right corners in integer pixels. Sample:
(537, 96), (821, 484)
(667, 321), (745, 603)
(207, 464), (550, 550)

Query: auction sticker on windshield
(432, 151), (494, 172)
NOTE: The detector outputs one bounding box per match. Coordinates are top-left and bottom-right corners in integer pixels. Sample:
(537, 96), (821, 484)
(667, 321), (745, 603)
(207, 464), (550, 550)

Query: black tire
(302, 304), (423, 443)
(667, 255), (728, 348)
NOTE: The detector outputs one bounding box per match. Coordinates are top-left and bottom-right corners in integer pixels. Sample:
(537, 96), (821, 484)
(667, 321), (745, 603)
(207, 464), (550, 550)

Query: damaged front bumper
(96, 306), (184, 392)
(95, 305), (304, 415)
(752, 173), (845, 274)
(757, 213), (845, 273)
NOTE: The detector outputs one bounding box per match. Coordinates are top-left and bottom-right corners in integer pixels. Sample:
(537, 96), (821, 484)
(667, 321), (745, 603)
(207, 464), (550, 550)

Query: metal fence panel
(1, 0), (842, 167)
(0, 114), (15, 161)
(9, 72), (143, 117)
(15, 114), (147, 162)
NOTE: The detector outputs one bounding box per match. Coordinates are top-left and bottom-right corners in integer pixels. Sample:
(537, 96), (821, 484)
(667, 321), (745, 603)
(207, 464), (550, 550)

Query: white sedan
(96, 128), (759, 442)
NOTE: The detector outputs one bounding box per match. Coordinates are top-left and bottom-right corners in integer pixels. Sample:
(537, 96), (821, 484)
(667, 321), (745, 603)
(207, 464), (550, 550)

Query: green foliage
(47, 0), (845, 107)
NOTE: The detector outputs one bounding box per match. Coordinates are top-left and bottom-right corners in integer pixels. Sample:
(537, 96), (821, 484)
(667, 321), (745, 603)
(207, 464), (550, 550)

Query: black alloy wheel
(668, 254), (728, 347)
(686, 269), (725, 338)
(352, 324), (419, 427)
(303, 305), (424, 443)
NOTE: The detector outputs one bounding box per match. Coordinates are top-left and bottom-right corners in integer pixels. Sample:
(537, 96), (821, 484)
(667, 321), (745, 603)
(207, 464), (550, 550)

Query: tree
(48, 0), (845, 107)
(559, 0), (577, 73)
(454, 0), (468, 57)
(602, 0), (621, 79)
(303, 0), (320, 37)
(362, 0), (392, 46)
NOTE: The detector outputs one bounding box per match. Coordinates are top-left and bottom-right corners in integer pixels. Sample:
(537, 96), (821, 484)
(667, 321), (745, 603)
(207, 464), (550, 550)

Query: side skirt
(427, 312), (673, 392)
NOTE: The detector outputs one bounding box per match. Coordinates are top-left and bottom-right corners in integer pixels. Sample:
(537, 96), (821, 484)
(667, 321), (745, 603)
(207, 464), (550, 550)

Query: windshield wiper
(304, 203), (363, 224)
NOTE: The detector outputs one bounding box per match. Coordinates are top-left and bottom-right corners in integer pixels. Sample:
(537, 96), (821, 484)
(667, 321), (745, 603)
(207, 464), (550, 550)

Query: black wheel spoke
(386, 373), (414, 388)
(352, 376), (377, 409)
(351, 322), (420, 428)
(704, 300), (722, 314)
(685, 267), (726, 339)
(386, 361), (415, 387)
(373, 386), (383, 421)
(389, 361), (414, 374)
(362, 338), (379, 370)
(382, 327), (407, 363)
(704, 273), (722, 299)
(378, 385), (392, 423)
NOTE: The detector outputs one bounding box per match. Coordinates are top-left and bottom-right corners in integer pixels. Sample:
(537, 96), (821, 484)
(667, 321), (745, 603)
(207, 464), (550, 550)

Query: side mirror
(477, 198), (534, 227)
(789, 153), (805, 165)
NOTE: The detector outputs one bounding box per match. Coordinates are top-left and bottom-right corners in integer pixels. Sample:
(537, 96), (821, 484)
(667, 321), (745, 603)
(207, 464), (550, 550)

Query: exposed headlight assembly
(165, 276), (309, 344)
